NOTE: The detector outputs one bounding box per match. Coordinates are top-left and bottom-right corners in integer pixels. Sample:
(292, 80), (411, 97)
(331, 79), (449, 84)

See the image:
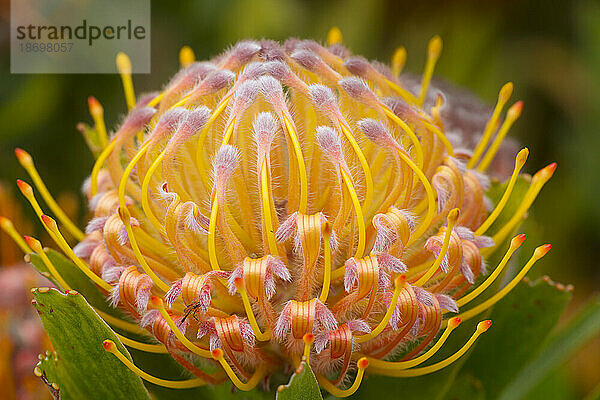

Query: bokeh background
(0, 0), (598, 398)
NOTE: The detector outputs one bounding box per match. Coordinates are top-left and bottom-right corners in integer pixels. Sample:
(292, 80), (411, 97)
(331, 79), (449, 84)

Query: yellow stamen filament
(393, 147), (437, 245)
(456, 245), (550, 322)
(382, 107), (425, 169)
(420, 120), (455, 156)
(283, 115), (309, 214)
(375, 320), (491, 377)
(475, 148), (529, 235)
(234, 279), (271, 341)
(340, 168), (366, 258)
(207, 195), (221, 271)
(468, 82), (513, 168)
(317, 358), (369, 398)
(116, 334), (168, 354)
(40, 215), (112, 291)
(116, 52), (136, 111)
(392, 46), (407, 77)
(211, 348), (266, 391)
(457, 234), (525, 307)
(477, 101), (523, 172)
(90, 139), (117, 196)
(179, 46), (195, 67)
(88, 97), (108, 148)
(367, 317), (461, 372)
(383, 78), (418, 105)
(302, 333), (314, 363)
(16, 150), (85, 241)
(195, 95), (234, 185)
(327, 26), (343, 45)
(319, 222), (333, 303)
(141, 149), (169, 233)
(418, 35), (442, 107)
(96, 309), (147, 335)
(414, 208), (460, 286)
(150, 297), (212, 358)
(339, 122), (374, 214)
(103, 340), (206, 388)
(260, 159), (279, 256)
(24, 236), (70, 290)
(356, 275), (405, 344)
(0, 217), (32, 254)
(118, 207), (170, 292)
(490, 163), (555, 246)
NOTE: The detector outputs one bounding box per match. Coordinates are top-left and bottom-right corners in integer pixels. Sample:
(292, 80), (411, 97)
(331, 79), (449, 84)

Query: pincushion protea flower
(2, 28), (557, 397)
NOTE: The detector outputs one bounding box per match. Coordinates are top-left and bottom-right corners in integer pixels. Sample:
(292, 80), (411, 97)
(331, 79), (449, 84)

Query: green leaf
(498, 293), (600, 400)
(32, 287), (150, 400)
(455, 276), (573, 399)
(276, 361), (323, 400)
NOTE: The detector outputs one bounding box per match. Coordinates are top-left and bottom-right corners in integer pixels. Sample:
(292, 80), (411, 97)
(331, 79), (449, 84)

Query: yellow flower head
(5, 28), (557, 397)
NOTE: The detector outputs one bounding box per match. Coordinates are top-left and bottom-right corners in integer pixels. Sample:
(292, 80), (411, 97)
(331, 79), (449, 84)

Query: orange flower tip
(233, 277), (244, 289)
(102, 340), (116, 352)
(448, 317), (462, 329)
(87, 96), (103, 115)
(357, 357), (369, 369)
(116, 52), (132, 74)
(211, 348), (224, 360)
(448, 208), (460, 223)
(149, 296), (162, 307)
(428, 35), (443, 59)
(322, 220), (332, 236)
(394, 274), (407, 288)
(499, 82), (514, 102)
(38, 286), (50, 293)
(0, 216), (9, 227)
(14, 148), (33, 165)
(67, 290), (79, 296)
(507, 101), (524, 119)
(33, 366), (43, 377)
(536, 244), (552, 257)
(512, 233), (527, 247)
(16, 179), (33, 196)
(40, 215), (57, 230)
(303, 333), (315, 345)
(477, 320), (493, 332)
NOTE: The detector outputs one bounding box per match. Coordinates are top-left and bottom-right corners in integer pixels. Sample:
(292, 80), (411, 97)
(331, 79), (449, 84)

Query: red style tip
(149, 296), (161, 307)
(233, 277), (244, 289)
(14, 148), (32, 164)
(211, 348), (224, 360)
(303, 333), (315, 344)
(448, 317), (462, 328)
(394, 274), (406, 287)
(102, 340), (115, 351)
(40, 215), (56, 228)
(88, 96), (103, 114)
(546, 162), (558, 173)
(357, 357), (369, 369)
(478, 320), (493, 332)
(537, 244), (552, 257)
(16, 179), (32, 194)
(508, 101), (524, 119)
(513, 233), (527, 247)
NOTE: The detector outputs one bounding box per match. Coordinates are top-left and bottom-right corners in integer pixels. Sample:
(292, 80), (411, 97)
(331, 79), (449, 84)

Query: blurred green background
(0, 0), (598, 398)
